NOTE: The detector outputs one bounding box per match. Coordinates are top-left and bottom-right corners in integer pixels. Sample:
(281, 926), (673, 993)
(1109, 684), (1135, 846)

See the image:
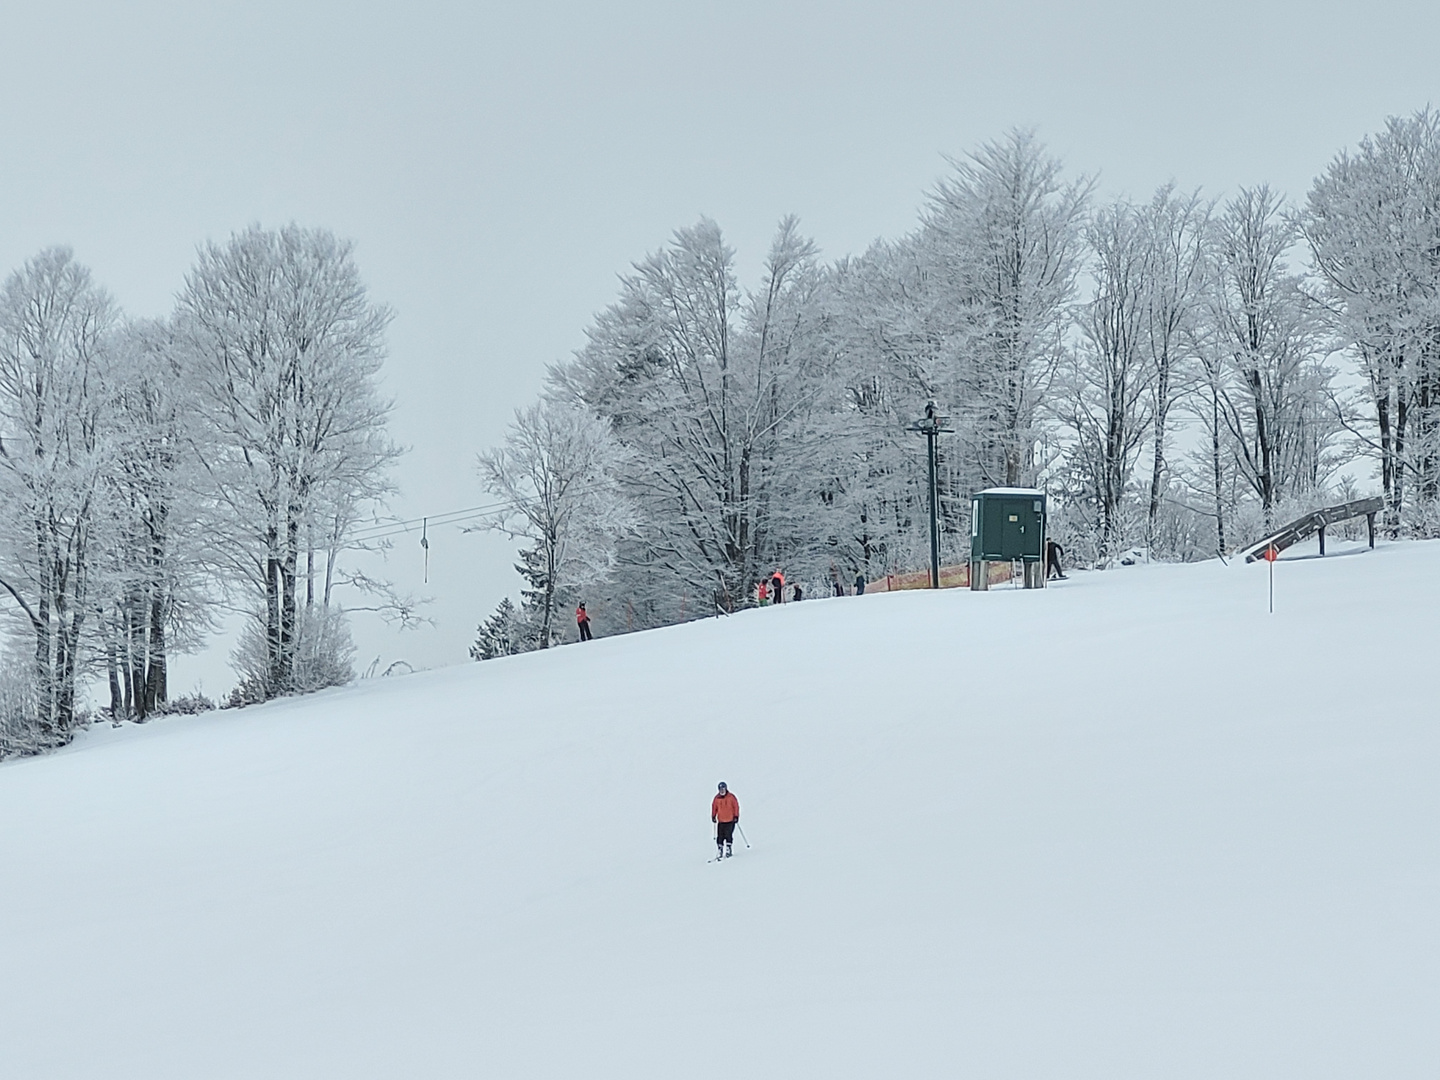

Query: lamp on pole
(909, 401), (953, 589)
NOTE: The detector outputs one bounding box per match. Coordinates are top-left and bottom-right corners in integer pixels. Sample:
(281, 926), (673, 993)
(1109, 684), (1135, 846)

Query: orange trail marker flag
(1263, 544), (1278, 612)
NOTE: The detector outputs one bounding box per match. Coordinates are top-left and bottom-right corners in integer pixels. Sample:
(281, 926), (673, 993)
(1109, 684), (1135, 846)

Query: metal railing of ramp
(1241, 497), (1384, 563)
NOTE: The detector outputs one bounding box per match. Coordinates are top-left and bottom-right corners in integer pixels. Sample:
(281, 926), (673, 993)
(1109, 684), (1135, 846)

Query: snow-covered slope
(2, 540), (1437, 1079)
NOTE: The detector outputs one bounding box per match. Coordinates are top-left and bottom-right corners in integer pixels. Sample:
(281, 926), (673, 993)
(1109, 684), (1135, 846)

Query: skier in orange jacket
(711, 782), (740, 859)
(576, 602), (593, 641)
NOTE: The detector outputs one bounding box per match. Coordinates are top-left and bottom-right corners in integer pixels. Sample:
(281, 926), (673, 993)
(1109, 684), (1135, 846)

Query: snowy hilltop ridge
(1, 539), (1436, 1079)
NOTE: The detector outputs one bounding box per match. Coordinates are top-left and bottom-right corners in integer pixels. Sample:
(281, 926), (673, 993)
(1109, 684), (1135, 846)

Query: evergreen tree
(470, 598), (525, 661)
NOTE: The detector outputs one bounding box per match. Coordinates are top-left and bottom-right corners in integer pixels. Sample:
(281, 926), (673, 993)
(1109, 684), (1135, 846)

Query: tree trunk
(1245, 367), (1275, 526)
(145, 593), (168, 714)
(539, 542), (555, 649)
(280, 515), (299, 691)
(127, 590), (145, 718)
(34, 525), (55, 740)
(1394, 395), (1408, 534)
(106, 624), (124, 720)
(1147, 365), (1170, 541)
(266, 545), (283, 694)
(1378, 391), (1394, 524)
(1211, 387), (1226, 556)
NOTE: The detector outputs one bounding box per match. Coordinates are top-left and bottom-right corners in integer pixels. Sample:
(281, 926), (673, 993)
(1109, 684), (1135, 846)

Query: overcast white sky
(2, 0), (1435, 693)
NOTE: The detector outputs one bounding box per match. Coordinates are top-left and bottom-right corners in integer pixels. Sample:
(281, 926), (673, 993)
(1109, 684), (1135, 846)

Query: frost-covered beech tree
(0, 249), (117, 744)
(1054, 198), (1154, 558)
(812, 135), (1087, 576)
(178, 225), (398, 701)
(1206, 187), (1336, 528)
(822, 239), (974, 577)
(1302, 108), (1440, 530)
(476, 399), (634, 647)
(1055, 188), (1212, 561)
(923, 130), (1089, 487)
(94, 318), (212, 720)
(556, 217), (832, 616)
(1139, 187), (1210, 538)
(1188, 312), (1234, 556)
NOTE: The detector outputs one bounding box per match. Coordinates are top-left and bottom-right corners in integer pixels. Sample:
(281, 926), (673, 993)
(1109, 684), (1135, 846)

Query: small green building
(970, 487), (1047, 590)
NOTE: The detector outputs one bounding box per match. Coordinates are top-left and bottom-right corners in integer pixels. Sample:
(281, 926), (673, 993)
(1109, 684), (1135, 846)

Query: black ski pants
(578, 621), (592, 641)
(715, 820), (736, 846)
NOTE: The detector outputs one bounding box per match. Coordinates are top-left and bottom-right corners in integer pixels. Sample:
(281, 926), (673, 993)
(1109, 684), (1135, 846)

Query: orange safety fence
(864, 561), (1013, 592)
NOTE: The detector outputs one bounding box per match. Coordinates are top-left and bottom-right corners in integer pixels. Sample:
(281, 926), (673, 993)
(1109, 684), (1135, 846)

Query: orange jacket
(576, 606), (589, 625)
(711, 791), (740, 823)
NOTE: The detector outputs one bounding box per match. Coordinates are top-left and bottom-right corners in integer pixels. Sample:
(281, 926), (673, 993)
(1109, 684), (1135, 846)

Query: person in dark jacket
(854, 572), (866, 596)
(792, 583), (803, 602)
(1046, 540), (1066, 580)
(711, 782), (740, 858)
(576, 602), (593, 640)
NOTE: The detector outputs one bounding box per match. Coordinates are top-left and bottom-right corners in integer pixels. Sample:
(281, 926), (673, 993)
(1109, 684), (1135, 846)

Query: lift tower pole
(910, 402), (953, 589)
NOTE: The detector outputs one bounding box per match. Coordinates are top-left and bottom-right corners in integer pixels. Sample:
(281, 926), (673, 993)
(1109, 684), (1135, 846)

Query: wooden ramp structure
(1242, 497), (1384, 563)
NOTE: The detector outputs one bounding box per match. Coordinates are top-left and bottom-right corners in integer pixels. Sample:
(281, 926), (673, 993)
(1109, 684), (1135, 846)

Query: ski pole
(737, 825), (750, 849)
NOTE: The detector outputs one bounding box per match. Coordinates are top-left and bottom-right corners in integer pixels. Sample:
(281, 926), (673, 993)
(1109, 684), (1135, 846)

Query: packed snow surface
(2, 539), (1437, 1078)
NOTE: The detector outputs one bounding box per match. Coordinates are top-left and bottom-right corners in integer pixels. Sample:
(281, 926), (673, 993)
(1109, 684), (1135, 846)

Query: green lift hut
(970, 488), (1047, 590)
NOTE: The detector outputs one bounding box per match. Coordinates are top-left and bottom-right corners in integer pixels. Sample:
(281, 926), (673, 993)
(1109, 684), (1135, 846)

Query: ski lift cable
(343, 478), (625, 546)
(346, 502), (503, 541)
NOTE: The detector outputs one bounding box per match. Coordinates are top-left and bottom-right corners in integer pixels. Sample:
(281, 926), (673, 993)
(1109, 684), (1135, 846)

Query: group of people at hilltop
(756, 569), (803, 605)
(757, 568), (872, 604)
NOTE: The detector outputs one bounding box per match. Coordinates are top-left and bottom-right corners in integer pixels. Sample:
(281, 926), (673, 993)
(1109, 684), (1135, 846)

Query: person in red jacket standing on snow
(711, 782), (740, 859)
(576, 602), (593, 641)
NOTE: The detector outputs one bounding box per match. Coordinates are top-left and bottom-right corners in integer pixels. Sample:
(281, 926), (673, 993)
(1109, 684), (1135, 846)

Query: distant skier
(757, 580), (770, 606)
(854, 572), (866, 596)
(792, 583), (803, 602)
(1046, 539), (1067, 581)
(711, 782), (740, 859)
(771, 571), (785, 603)
(576, 602), (593, 641)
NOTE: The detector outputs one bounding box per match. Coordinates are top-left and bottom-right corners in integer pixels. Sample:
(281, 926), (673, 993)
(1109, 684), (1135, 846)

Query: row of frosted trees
(0, 227), (399, 756)
(475, 111), (1440, 654)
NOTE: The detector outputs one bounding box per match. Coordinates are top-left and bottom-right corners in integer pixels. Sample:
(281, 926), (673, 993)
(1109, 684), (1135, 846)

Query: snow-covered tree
(0, 248), (118, 744)
(1205, 187), (1336, 528)
(557, 217), (831, 616)
(94, 318), (213, 720)
(178, 224), (399, 700)
(1053, 188), (1213, 561)
(922, 130), (1089, 487)
(476, 399), (634, 646)
(1054, 197), (1154, 559)
(1302, 108), (1440, 530)
(470, 596), (527, 661)
(821, 239), (974, 577)
(815, 133), (1089, 574)
(1139, 186), (1211, 540)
